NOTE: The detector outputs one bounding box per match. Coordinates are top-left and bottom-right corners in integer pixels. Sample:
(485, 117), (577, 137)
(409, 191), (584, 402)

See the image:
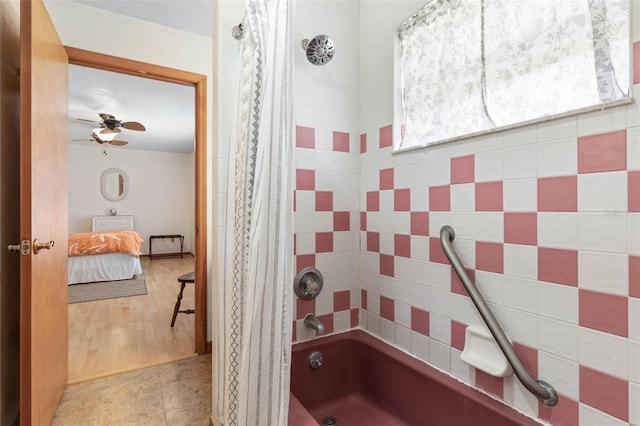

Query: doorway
(65, 47), (208, 380)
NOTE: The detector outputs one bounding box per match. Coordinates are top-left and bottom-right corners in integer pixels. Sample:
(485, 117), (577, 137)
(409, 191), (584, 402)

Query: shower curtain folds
(218, 1), (295, 425)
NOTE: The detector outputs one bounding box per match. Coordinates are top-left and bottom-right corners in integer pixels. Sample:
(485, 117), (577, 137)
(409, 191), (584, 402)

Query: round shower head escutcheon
(301, 35), (335, 66)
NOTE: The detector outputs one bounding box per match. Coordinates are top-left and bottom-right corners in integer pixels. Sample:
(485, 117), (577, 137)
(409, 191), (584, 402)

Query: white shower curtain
(217, 1), (294, 425)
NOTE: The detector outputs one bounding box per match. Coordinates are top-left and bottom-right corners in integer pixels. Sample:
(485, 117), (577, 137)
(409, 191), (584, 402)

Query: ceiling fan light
(92, 128), (117, 142)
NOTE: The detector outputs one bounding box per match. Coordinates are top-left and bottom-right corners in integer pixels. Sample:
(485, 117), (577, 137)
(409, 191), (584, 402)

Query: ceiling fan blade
(99, 112), (115, 120)
(76, 118), (99, 124)
(108, 140), (128, 146)
(121, 121), (146, 131)
(91, 134), (107, 144)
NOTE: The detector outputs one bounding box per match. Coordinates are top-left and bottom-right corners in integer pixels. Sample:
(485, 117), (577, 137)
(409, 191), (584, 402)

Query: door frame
(65, 47), (208, 354)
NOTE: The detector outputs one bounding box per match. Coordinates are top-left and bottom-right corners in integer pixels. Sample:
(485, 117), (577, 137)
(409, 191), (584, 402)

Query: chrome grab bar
(440, 225), (558, 406)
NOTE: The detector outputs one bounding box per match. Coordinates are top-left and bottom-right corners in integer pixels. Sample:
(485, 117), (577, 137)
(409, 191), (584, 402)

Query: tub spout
(304, 313), (325, 335)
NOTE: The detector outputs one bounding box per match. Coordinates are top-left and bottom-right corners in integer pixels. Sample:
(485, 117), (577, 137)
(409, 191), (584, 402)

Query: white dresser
(92, 215), (134, 232)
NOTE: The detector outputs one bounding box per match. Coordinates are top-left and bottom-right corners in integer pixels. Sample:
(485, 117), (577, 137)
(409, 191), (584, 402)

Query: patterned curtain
(398, 0), (630, 150)
(398, 0), (494, 149)
(217, 1), (294, 425)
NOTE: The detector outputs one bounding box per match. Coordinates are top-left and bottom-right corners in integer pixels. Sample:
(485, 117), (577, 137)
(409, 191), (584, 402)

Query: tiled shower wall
(291, 0), (362, 341)
(358, 2), (640, 426)
(217, 1), (640, 425)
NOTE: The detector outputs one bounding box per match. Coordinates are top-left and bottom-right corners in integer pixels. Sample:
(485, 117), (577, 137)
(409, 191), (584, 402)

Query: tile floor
(52, 354), (212, 425)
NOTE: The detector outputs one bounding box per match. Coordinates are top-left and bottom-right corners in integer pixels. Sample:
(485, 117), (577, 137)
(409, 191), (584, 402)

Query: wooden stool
(171, 271), (195, 327)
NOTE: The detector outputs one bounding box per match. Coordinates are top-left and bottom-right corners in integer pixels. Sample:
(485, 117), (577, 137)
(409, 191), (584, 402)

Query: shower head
(301, 35), (335, 66)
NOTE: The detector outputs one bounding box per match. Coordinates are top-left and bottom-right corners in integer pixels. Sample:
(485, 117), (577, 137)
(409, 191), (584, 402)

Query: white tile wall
(576, 106), (628, 137)
(394, 300), (411, 328)
(428, 159), (451, 185)
(365, 311), (381, 336)
(630, 382), (640, 426)
(503, 275), (537, 314)
(538, 282), (579, 324)
(410, 330), (430, 362)
(475, 271), (504, 304)
(380, 317), (396, 342)
(577, 172), (628, 212)
(395, 324), (412, 352)
(629, 340), (640, 384)
(467, 212), (504, 242)
(629, 298), (640, 341)
(214, 1), (639, 424)
(629, 126), (640, 170)
(538, 351), (580, 399)
(493, 306), (538, 348)
(333, 310), (351, 333)
(578, 404), (628, 426)
(475, 150), (504, 182)
(538, 317), (579, 361)
(450, 348), (474, 384)
(503, 145), (538, 179)
(315, 293), (333, 316)
(410, 236), (429, 262)
(428, 263), (451, 291)
(503, 178), (538, 212)
(450, 183), (475, 212)
(536, 116), (577, 143)
(429, 339), (451, 372)
(503, 377), (539, 419)
(409, 260), (430, 286)
(537, 137), (578, 177)
(394, 257), (412, 282)
(578, 328), (628, 379)
(503, 244), (538, 279)
(578, 251), (629, 296)
(537, 213), (579, 249)
(578, 213), (628, 253)
(296, 233), (315, 255)
(429, 314), (451, 345)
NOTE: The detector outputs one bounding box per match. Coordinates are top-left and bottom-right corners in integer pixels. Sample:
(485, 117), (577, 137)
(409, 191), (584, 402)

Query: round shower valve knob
(294, 267), (324, 300)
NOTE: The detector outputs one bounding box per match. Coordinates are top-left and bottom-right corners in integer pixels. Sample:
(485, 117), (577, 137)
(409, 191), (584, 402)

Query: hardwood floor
(68, 256), (196, 383)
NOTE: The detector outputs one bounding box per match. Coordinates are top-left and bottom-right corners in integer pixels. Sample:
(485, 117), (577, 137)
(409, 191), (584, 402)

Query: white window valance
(397, 0), (630, 150)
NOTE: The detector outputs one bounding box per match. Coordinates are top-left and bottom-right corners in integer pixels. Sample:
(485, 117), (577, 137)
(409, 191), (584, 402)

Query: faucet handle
(294, 267), (324, 300)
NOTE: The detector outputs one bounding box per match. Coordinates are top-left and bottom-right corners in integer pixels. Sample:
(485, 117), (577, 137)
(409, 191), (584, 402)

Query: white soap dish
(460, 325), (513, 378)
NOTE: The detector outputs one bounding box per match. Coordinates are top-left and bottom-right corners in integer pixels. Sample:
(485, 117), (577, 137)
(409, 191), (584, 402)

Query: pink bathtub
(289, 330), (540, 426)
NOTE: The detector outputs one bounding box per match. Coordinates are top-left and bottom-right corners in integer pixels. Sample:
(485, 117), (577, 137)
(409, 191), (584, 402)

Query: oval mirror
(100, 168), (128, 202)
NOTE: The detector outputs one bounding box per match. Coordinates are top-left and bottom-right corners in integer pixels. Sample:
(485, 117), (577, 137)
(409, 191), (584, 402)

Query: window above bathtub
(393, 0), (633, 152)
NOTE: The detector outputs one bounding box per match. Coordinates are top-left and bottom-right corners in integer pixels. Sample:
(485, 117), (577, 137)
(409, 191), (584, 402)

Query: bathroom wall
(214, 0), (362, 343)
(291, 0), (362, 341)
(216, 1), (640, 425)
(359, 2), (640, 425)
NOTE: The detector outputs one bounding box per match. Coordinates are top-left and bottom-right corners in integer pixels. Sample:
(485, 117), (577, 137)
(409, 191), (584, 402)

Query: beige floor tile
(53, 355), (211, 425)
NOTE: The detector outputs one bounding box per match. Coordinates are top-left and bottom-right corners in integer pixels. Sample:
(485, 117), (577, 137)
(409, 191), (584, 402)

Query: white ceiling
(66, 0), (213, 154)
(68, 65), (196, 153)
(69, 0), (213, 38)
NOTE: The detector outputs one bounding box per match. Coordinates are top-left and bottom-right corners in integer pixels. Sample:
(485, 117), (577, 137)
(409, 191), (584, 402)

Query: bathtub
(289, 330), (540, 426)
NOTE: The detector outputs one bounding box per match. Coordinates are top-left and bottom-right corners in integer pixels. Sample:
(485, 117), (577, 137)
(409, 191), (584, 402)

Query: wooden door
(20, 1), (69, 424)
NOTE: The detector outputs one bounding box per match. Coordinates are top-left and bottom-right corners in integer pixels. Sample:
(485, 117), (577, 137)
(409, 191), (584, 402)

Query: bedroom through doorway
(65, 48), (208, 383)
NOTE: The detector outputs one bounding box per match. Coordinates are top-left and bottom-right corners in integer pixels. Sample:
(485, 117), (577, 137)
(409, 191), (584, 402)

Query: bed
(68, 230), (144, 285)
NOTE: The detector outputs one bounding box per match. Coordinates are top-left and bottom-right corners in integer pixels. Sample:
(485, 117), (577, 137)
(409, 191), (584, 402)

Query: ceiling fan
(75, 112), (146, 147)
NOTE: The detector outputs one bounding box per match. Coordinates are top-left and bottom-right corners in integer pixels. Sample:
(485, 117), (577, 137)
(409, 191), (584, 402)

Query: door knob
(33, 239), (54, 254)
